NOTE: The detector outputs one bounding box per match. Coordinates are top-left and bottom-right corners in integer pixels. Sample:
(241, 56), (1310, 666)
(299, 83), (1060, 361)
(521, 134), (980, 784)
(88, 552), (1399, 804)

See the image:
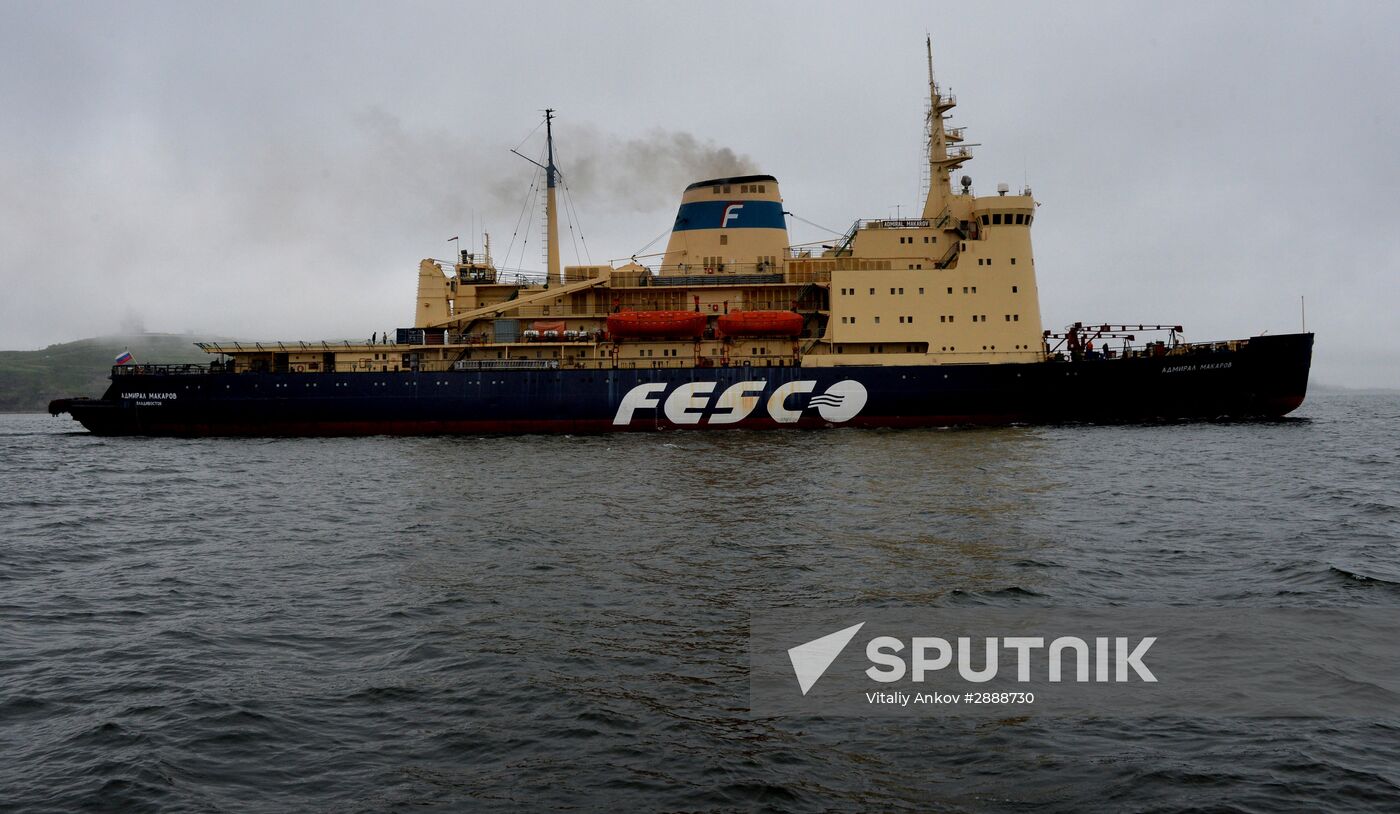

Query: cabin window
(723, 185), (731, 193)
(963, 287), (969, 293)
(972, 286), (977, 293)
(907, 316), (914, 323)
(1011, 258), (1016, 265)
(758, 185), (766, 193)
(919, 287), (924, 294)
(869, 287), (875, 295)
(1012, 285), (1019, 293)
(947, 287), (953, 294)
(713, 185), (721, 194)
(898, 287), (904, 294)
(719, 235), (728, 245)
(1027, 216), (1033, 225)
(874, 316), (881, 324)
(940, 315), (946, 323)
(1014, 315), (1020, 321)
(890, 287), (896, 295)
(1005, 315), (1011, 321)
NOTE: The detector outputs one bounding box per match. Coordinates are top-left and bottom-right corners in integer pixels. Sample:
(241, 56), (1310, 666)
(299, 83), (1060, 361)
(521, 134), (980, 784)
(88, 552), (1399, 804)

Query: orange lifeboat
(716, 310), (804, 337)
(606, 310), (707, 338)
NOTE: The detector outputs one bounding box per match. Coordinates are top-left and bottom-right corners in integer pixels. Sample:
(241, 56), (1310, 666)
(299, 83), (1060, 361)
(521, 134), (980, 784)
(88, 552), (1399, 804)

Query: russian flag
(114, 351), (133, 366)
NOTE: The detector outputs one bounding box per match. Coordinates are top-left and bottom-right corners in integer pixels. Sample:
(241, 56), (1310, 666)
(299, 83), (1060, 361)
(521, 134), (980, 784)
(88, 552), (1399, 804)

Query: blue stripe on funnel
(672, 200), (787, 232)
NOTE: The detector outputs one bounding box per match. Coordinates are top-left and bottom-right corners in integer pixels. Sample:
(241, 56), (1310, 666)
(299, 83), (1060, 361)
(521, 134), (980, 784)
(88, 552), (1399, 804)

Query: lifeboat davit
(606, 310), (707, 338)
(716, 310), (804, 337)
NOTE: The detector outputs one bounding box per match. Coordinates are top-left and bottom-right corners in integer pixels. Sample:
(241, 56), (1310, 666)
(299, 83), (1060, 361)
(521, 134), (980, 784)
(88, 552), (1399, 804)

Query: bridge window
(994, 214), (1003, 225)
(1015, 214), (1025, 224)
(981, 215), (989, 225)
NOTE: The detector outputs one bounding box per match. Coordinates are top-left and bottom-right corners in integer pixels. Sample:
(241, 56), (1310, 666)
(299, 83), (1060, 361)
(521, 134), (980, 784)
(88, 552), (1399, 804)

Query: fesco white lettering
(612, 379), (867, 425)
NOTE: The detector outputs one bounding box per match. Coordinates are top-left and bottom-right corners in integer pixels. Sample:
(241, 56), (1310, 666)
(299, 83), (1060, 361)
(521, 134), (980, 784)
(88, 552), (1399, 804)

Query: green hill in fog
(0, 335), (214, 412)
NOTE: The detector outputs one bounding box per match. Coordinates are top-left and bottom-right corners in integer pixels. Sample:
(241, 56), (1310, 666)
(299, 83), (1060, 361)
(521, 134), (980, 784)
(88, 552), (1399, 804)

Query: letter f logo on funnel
(787, 622), (865, 695)
(721, 203), (744, 227)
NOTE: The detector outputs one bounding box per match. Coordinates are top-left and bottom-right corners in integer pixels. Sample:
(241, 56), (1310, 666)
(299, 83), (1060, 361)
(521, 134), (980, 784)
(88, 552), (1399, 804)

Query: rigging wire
(550, 144), (593, 266)
(559, 173), (591, 265)
(503, 162), (542, 273)
(511, 117), (546, 152)
(786, 211), (844, 236)
(631, 226), (672, 258)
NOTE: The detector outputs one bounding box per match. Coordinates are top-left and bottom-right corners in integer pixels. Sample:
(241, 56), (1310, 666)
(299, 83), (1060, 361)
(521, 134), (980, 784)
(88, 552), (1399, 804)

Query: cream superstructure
(201, 41), (1048, 375)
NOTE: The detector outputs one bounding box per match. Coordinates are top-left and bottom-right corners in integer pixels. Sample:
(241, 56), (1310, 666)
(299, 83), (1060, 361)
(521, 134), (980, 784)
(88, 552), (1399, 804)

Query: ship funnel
(660, 175), (788, 276)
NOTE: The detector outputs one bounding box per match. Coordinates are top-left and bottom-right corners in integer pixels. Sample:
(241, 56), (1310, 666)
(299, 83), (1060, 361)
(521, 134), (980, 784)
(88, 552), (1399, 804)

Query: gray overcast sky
(2, 0), (1397, 387)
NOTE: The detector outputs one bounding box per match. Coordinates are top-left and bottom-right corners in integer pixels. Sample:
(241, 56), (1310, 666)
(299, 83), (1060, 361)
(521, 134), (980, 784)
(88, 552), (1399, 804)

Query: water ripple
(3, 392), (1399, 811)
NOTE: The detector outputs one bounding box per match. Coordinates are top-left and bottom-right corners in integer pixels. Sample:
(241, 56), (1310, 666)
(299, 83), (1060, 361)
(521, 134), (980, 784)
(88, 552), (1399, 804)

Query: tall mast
(545, 109), (561, 288)
(921, 36), (969, 220)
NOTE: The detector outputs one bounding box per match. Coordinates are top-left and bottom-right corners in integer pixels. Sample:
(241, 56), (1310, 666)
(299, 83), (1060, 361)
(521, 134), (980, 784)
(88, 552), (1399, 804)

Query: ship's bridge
(660, 174), (788, 276)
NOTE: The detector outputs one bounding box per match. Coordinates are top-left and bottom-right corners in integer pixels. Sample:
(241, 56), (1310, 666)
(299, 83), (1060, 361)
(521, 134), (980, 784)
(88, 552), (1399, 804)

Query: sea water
(2, 392), (1398, 811)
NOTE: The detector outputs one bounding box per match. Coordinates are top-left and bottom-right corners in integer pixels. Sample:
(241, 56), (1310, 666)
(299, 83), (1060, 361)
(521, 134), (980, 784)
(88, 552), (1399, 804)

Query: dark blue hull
(50, 334), (1313, 436)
